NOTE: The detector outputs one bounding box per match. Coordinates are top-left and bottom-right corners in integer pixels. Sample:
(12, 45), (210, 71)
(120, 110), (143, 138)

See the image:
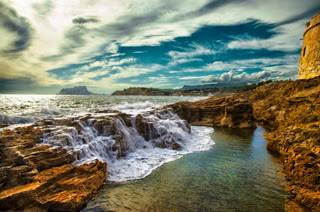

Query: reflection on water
(83, 127), (289, 212)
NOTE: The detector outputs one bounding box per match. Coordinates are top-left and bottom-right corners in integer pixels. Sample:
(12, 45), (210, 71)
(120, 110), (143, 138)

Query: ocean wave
(111, 101), (161, 115)
(0, 114), (36, 124)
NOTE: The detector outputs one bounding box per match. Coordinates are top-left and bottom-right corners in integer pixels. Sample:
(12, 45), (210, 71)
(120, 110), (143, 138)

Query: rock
(169, 76), (320, 211)
(0, 126), (107, 211)
(237, 77), (320, 211)
(57, 86), (95, 95)
(169, 94), (256, 128)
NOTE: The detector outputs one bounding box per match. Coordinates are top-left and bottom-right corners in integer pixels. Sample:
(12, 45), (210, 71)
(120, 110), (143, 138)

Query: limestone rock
(169, 76), (320, 211)
(0, 126), (107, 212)
(169, 94), (256, 128)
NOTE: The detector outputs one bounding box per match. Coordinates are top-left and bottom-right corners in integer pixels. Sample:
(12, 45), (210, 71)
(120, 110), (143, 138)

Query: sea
(0, 94), (289, 211)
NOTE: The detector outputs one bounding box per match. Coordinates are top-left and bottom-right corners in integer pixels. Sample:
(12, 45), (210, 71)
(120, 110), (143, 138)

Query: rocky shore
(0, 109), (189, 211)
(1, 77), (319, 211)
(0, 127), (106, 211)
(170, 76), (320, 211)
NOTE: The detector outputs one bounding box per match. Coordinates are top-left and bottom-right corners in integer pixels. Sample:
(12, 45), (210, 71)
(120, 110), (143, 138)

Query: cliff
(242, 77), (320, 211)
(57, 86), (94, 95)
(170, 76), (320, 211)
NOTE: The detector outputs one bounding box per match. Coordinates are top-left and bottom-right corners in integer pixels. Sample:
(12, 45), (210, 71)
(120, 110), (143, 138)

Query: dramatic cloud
(0, 0), (318, 93)
(0, 2), (32, 54)
(72, 17), (99, 25)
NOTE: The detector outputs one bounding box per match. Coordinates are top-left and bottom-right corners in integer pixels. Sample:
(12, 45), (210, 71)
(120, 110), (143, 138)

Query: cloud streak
(0, 2), (33, 54)
(0, 0), (319, 93)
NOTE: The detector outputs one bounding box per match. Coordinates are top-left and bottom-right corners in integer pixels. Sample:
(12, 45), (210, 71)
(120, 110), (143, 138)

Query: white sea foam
(41, 109), (214, 182)
(110, 101), (161, 115)
(0, 114), (36, 124)
(106, 126), (213, 181)
(1, 94), (213, 182)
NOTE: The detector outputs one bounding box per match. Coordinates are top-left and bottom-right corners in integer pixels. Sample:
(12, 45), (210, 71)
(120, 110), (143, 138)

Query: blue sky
(0, 0), (319, 94)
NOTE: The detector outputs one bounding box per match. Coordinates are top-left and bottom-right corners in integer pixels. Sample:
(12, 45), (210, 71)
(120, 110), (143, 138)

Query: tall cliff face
(58, 86), (94, 95)
(298, 12), (320, 79)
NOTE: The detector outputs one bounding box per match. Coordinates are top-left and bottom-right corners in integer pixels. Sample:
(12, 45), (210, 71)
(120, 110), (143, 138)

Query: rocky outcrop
(0, 126), (107, 212)
(169, 76), (320, 211)
(57, 86), (94, 95)
(0, 108), (191, 211)
(169, 94), (256, 128)
(241, 77), (320, 211)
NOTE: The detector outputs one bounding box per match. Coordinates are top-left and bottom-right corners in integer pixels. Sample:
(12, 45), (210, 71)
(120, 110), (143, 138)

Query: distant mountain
(57, 86), (95, 95)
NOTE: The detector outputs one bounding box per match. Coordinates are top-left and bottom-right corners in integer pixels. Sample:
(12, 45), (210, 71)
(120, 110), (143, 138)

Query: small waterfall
(39, 109), (214, 181)
(40, 109), (189, 163)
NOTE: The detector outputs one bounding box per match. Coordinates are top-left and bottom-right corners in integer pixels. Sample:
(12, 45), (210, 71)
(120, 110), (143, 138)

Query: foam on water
(106, 126), (213, 181)
(1, 94), (213, 182)
(110, 101), (160, 115)
(40, 109), (214, 182)
(0, 95), (207, 125)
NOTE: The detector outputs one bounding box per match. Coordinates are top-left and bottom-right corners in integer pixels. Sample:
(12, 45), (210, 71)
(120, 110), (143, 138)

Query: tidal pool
(83, 127), (289, 212)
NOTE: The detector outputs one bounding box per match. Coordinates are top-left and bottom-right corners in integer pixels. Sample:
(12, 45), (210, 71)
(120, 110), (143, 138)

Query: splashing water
(1, 94), (213, 181)
(40, 109), (213, 181)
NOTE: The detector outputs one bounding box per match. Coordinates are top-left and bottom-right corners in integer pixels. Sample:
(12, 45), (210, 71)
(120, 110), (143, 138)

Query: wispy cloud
(0, 0), (318, 93)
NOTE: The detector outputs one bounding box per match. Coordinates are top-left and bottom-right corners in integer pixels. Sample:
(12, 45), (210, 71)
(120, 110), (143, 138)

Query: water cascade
(38, 109), (213, 181)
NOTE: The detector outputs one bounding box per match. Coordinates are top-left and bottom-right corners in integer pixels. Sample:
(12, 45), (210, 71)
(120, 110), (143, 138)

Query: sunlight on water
(0, 94), (205, 125)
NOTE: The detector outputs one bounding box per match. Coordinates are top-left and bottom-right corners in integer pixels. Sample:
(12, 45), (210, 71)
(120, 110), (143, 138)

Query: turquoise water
(84, 127), (289, 212)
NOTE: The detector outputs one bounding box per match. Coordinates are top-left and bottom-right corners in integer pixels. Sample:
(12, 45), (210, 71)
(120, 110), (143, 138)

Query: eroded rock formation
(169, 94), (256, 128)
(242, 77), (320, 211)
(170, 76), (320, 211)
(0, 127), (107, 212)
(0, 108), (191, 211)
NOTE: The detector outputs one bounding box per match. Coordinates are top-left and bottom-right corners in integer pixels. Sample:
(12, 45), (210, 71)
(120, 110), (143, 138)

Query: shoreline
(169, 76), (320, 211)
(1, 77), (319, 211)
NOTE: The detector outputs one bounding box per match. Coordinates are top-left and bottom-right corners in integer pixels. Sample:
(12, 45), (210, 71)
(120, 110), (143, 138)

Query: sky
(0, 0), (319, 94)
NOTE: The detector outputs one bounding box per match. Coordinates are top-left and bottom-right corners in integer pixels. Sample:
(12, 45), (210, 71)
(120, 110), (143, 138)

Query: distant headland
(57, 86), (95, 95)
(111, 81), (272, 96)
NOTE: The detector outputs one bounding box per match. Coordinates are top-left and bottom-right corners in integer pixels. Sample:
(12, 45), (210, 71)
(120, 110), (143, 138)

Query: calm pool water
(83, 127), (289, 212)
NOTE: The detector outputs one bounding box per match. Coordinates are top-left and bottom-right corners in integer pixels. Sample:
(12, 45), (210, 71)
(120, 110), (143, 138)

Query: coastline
(0, 76), (319, 211)
(169, 76), (320, 211)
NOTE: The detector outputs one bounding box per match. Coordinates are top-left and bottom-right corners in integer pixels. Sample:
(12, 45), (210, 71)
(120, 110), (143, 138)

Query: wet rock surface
(0, 108), (191, 211)
(0, 126), (107, 212)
